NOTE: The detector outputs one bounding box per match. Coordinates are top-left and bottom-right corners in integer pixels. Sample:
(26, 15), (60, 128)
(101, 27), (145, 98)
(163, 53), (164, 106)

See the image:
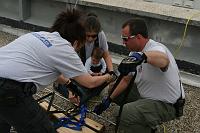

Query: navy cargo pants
(0, 78), (56, 133)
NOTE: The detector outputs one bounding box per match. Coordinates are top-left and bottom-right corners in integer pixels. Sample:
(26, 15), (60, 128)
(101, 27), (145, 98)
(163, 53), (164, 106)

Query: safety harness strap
(54, 104), (87, 131)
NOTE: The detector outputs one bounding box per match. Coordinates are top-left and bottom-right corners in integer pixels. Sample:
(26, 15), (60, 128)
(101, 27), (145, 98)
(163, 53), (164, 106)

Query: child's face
(91, 57), (100, 65)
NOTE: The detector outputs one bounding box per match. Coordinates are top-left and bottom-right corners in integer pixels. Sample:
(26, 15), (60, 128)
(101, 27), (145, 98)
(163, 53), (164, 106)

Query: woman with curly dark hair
(0, 8), (113, 133)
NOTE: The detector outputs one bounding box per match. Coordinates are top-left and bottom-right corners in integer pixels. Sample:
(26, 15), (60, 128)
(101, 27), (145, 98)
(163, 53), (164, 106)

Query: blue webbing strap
(54, 104), (87, 131)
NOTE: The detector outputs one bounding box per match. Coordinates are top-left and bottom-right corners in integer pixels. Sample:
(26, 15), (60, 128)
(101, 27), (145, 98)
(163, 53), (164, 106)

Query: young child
(85, 47), (106, 76)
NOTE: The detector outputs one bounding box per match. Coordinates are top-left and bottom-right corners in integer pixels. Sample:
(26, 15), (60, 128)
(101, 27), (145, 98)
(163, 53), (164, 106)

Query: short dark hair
(122, 18), (148, 38)
(85, 13), (101, 33)
(50, 9), (86, 46)
(91, 47), (104, 60)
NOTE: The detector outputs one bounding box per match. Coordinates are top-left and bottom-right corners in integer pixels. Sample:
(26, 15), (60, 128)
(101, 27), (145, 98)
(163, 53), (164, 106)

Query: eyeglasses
(86, 34), (97, 38)
(121, 35), (135, 42)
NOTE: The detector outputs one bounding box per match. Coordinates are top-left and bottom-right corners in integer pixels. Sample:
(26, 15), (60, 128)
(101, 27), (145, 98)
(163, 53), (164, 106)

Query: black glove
(118, 52), (147, 75)
(93, 97), (112, 115)
(108, 71), (118, 82)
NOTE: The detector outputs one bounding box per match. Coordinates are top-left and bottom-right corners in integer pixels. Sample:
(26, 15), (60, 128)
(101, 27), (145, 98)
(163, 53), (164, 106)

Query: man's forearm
(110, 75), (132, 100)
(73, 73), (111, 89)
(103, 51), (113, 71)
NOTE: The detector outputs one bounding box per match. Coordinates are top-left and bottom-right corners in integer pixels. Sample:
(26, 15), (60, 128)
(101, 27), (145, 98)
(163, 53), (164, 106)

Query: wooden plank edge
(75, 115), (104, 132)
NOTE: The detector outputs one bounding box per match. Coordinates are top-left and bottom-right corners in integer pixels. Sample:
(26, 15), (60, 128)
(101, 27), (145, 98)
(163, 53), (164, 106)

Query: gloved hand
(108, 71), (116, 76)
(108, 71), (118, 82)
(118, 52), (147, 75)
(93, 97), (112, 115)
(129, 52), (147, 64)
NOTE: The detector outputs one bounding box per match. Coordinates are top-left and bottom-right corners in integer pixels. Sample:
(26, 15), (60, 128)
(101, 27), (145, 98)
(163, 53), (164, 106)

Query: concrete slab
(56, 0), (200, 26)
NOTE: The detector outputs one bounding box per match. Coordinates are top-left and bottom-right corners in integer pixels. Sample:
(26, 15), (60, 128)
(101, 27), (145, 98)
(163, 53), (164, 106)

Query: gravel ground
(1, 31), (200, 133)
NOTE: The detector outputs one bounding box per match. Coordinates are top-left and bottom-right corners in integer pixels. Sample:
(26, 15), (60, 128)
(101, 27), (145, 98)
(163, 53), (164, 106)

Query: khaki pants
(113, 84), (176, 133)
